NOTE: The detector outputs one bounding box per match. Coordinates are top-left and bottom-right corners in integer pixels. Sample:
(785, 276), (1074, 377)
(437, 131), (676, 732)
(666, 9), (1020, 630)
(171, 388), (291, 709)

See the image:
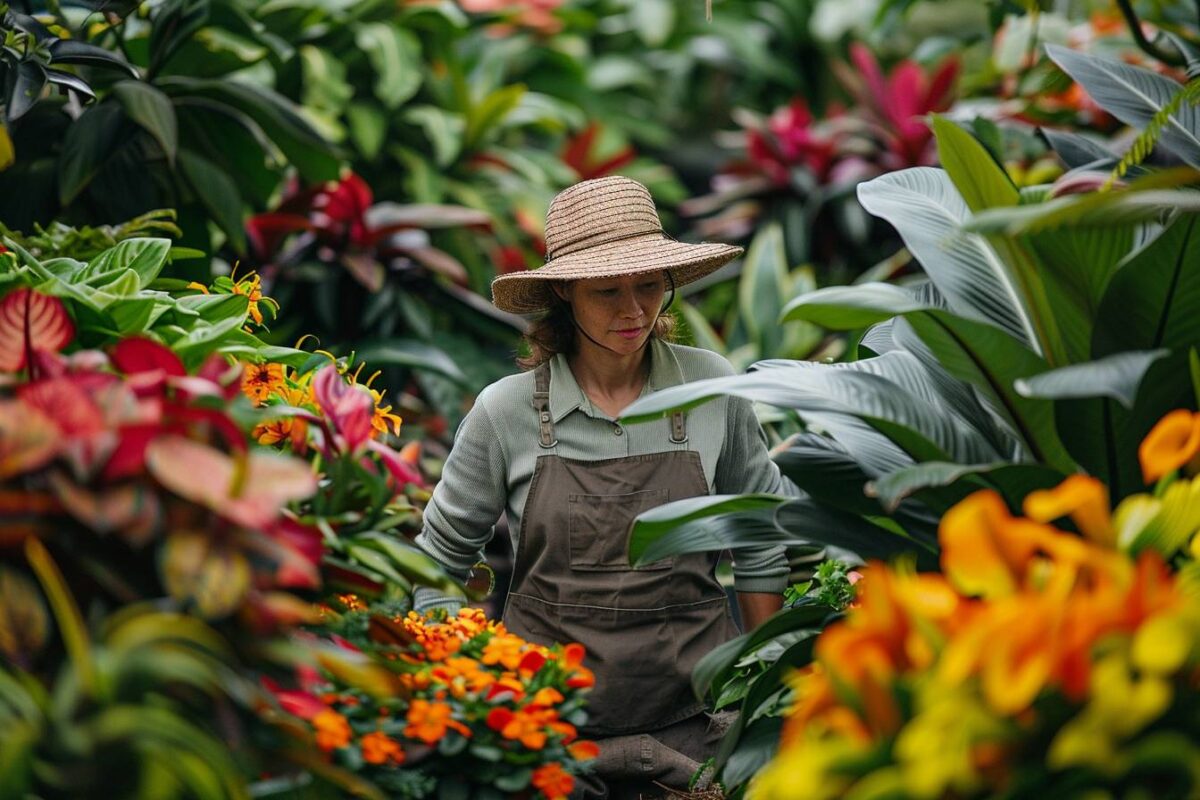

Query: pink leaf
(145, 436), (318, 530)
(0, 289), (74, 373)
(0, 399), (60, 480)
(368, 439), (425, 488)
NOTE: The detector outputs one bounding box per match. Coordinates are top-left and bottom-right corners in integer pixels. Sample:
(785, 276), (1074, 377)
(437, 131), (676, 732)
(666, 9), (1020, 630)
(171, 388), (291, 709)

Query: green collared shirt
(414, 338), (797, 611)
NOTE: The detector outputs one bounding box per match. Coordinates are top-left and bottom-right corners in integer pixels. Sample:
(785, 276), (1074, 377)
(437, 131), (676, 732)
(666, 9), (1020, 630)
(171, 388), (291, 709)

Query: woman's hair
(516, 280), (677, 370)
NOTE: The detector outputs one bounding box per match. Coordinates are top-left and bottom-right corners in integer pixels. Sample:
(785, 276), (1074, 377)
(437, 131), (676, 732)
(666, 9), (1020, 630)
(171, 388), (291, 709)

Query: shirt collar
(548, 337), (685, 422)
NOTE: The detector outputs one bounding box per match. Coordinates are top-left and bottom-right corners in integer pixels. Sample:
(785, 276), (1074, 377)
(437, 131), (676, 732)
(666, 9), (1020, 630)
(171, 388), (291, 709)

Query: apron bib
(502, 362), (739, 736)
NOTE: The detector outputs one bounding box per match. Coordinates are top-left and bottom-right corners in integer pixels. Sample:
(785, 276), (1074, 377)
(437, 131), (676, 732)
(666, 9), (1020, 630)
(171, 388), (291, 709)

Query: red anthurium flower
(312, 173), (374, 250)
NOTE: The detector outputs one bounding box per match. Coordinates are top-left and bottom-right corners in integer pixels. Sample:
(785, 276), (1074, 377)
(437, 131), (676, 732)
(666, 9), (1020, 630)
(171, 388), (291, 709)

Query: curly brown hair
(516, 285), (677, 370)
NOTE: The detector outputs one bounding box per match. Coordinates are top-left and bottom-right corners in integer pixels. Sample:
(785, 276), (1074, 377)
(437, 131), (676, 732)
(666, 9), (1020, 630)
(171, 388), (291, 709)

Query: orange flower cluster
(752, 412), (1200, 800)
(297, 607), (600, 798)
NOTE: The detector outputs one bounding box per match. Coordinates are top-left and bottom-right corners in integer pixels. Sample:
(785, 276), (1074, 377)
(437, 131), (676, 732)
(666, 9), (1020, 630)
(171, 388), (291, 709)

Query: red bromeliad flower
(841, 43), (959, 170)
(746, 99), (842, 186)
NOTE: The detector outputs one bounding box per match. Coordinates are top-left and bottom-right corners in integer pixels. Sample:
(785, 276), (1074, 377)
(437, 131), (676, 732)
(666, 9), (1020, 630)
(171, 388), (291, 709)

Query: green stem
(1115, 0), (1184, 67)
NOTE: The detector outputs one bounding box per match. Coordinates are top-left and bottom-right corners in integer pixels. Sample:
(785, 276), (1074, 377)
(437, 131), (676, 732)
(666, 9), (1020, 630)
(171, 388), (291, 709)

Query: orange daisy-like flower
(242, 362), (286, 405)
(360, 731), (405, 765)
(312, 709), (352, 752)
(1139, 409), (1200, 484)
(233, 273), (266, 326)
(531, 762), (575, 800)
(481, 633), (527, 671)
(404, 699), (471, 745)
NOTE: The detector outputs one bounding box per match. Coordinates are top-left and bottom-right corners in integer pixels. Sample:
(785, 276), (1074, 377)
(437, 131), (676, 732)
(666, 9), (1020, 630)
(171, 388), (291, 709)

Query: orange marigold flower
(532, 762), (574, 800)
(242, 362), (286, 405)
(404, 699), (471, 745)
(531, 687), (564, 707)
(312, 709), (352, 752)
(481, 633), (527, 671)
(360, 731), (405, 765)
(566, 666), (594, 689)
(1139, 409), (1200, 484)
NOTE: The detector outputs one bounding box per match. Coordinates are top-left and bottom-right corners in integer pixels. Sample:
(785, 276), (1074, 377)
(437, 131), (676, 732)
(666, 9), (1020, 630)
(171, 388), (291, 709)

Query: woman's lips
(615, 327), (643, 339)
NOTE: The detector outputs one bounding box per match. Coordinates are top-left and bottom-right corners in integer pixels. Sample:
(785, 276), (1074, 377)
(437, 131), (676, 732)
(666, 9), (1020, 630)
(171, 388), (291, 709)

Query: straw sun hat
(490, 176), (743, 314)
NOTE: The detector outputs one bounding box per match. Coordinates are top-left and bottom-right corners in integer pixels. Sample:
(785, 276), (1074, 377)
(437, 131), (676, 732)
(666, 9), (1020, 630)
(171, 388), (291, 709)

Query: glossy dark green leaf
(112, 81), (178, 165)
(158, 76), (338, 182)
(58, 102), (125, 205)
(1094, 216), (1200, 357)
(7, 60), (47, 122)
(43, 68), (95, 101)
(177, 149), (247, 252)
(47, 40), (138, 78)
(356, 23), (422, 110)
(149, 0), (211, 77)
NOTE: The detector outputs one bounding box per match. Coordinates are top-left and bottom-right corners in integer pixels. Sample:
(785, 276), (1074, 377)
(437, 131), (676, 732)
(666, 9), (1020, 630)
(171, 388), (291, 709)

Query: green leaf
(1094, 216), (1200, 356)
(1015, 349), (1171, 408)
(346, 101), (387, 161)
(740, 223), (789, 356)
(0, 567), (49, 662)
(354, 338), (469, 383)
(82, 238), (172, 289)
(24, 538), (94, 695)
(404, 105), (464, 167)
(351, 532), (459, 592)
(112, 81), (178, 165)
(868, 461), (1065, 512)
(692, 603), (833, 701)
(47, 39), (138, 78)
(58, 102), (125, 205)
(622, 354), (1002, 466)
(158, 76), (339, 182)
(465, 84), (526, 151)
(629, 494), (790, 564)
(355, 23), (422, 110)
(932, 116), (1019, 212)
(1047, 44), (1200, 168)
(856, 167), (1039, 350)
(149, 0), (210, 77)
(177, 149), (247, 253)
(7, 60), (47, 122)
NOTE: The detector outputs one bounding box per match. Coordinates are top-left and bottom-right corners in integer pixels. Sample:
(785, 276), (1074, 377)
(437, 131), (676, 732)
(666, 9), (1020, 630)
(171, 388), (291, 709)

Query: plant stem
(1115, 0), (1184, 67)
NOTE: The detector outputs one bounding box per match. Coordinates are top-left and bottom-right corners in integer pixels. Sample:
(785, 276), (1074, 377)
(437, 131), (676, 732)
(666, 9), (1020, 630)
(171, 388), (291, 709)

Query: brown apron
(502, 362), (740, 738)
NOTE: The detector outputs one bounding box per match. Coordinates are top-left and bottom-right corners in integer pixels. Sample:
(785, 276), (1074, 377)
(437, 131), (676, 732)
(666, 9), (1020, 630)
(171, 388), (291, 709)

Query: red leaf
(0, 289), (74, 373)
(18, 378), (105, 437)
(562, 123), (599, 175)
(111, 337), (186, 378)
(246, 213), (313, 262)
(0, 399), (60, 480)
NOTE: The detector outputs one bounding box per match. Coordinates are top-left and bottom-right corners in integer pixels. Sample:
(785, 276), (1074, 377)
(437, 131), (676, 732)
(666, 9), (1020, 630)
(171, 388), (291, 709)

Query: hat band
(546, 225), (662, 261)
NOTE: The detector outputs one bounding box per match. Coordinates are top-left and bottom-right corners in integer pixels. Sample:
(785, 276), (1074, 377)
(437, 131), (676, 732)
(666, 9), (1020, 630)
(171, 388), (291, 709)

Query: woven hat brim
(491, 233), (743, 314)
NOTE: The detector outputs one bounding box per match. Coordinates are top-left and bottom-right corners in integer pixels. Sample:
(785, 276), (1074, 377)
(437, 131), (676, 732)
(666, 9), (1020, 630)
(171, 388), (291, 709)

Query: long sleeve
(715, 396), (799, 594)
(413, 393), (509, 613)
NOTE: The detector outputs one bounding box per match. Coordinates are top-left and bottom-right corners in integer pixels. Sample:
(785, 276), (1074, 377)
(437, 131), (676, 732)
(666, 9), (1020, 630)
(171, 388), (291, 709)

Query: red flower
(746, 100), (840, 185)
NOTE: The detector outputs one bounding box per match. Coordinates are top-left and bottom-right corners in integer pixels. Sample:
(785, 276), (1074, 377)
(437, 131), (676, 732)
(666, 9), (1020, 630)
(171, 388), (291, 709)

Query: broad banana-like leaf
(1094, 215), (1200, 356)
(629, 494), (788, 564)
(868, 460), (1066, 512)
(857, 167), (1039, 351)
(623, 356), (1002, 465)
(1047, 44), (1200, 168)
(1015, 349), (1170, 408)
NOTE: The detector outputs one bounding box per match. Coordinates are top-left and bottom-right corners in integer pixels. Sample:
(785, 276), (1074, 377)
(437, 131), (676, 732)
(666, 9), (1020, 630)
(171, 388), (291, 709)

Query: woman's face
(558, 272), (666, 355)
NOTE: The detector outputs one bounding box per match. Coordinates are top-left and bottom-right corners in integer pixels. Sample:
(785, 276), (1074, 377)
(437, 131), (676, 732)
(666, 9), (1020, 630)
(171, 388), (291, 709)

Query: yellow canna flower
(1138, 409), (1200, 484)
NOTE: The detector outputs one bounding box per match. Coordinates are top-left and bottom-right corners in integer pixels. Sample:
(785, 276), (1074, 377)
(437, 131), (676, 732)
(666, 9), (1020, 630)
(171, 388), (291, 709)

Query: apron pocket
(568, 488), (672, 572)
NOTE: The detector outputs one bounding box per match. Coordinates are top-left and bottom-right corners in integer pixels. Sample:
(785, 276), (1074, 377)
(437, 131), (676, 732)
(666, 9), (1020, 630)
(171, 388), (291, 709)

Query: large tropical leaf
(1094, 215), (1200, 356)
(1015, 349), (1171, 408)
(783, 284), (1070, 468)
(623, 356), (1001, 465)
(629, 494), (789, 564)
(856, 167), (1038, 350)
(739, 223), (790, 357)
(868, 461), (1066, 512)
(1047, 44), (1200, 168)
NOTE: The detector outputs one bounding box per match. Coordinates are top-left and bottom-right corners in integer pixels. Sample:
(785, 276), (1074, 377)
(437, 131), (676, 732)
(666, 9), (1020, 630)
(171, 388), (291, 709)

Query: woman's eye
(597, 289), (618, 297)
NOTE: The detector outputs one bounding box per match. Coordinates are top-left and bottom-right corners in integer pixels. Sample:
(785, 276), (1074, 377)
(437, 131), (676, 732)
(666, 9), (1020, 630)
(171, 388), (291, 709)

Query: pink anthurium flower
(313, 364), (375, 455)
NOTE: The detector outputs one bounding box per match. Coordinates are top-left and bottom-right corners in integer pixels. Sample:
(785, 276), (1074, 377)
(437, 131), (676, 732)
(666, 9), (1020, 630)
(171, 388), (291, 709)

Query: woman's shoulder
(472, 368), (538, 417)
(661, 341), (738, 381)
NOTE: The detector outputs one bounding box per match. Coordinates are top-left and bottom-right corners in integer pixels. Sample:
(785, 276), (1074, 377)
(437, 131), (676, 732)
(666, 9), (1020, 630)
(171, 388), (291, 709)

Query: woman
(415, 176), (797, 798)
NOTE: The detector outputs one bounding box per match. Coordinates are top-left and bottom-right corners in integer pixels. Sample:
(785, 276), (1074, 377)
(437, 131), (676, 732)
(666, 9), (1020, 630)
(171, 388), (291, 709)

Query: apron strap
(670, 410), (688, 444)
(533, 362), (557, 449)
